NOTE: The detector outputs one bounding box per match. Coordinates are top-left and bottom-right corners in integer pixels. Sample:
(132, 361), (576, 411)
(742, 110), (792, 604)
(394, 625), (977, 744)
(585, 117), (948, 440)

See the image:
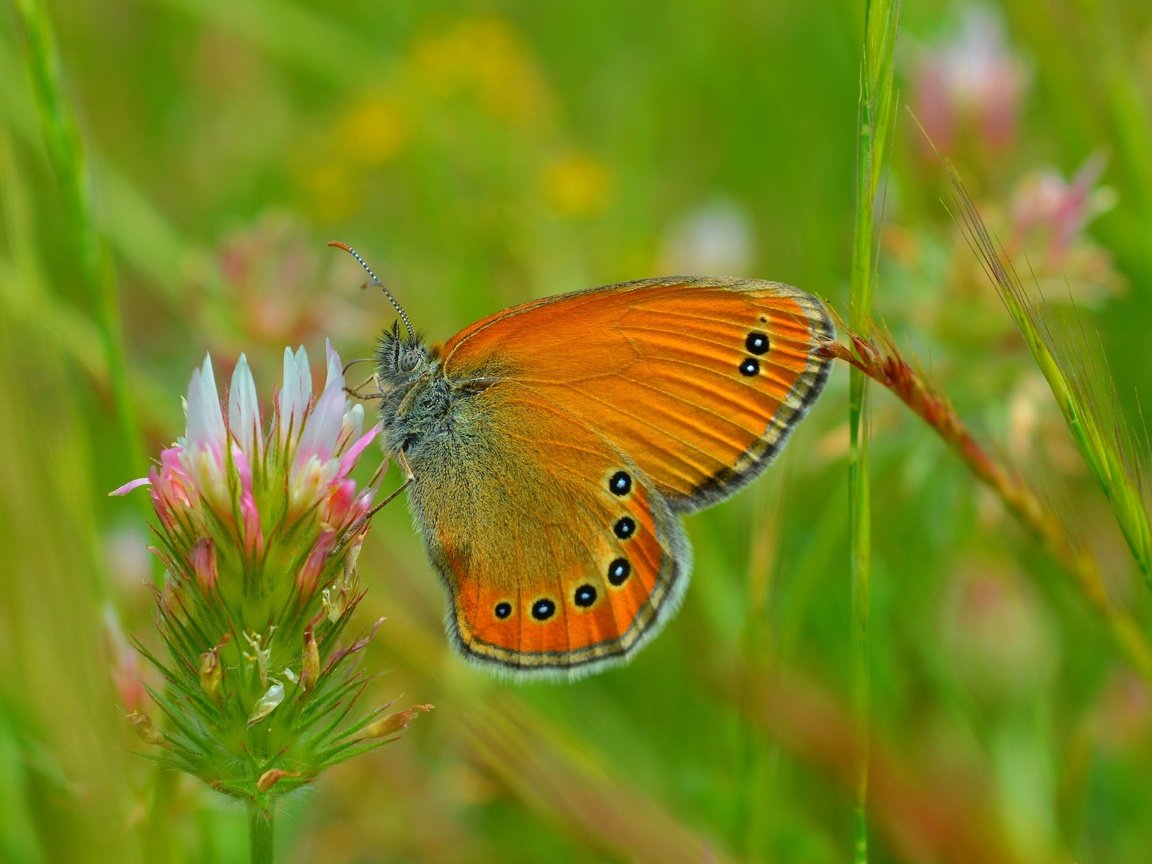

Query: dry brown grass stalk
(820, 329), (1152, 678)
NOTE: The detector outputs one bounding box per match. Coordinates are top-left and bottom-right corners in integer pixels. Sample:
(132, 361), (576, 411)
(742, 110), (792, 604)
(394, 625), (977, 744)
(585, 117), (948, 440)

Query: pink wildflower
(109, 341), (420, 813)
(912, 8), (1029, 156)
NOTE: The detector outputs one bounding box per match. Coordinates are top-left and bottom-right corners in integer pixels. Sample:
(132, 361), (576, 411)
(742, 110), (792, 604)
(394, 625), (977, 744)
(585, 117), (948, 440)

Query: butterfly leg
(341, 358), (381, 401)
(369, 475), (412, 513)
(394, 448), (415, 481)
(329, 453), (413, 558)
(359, 449), (414, 523)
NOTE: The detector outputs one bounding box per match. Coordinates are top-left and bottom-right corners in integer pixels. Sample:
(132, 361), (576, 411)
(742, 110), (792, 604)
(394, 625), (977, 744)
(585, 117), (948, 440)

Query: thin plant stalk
(946, 167), (1152, 586)
(249, 804), (274, 864)
(1088, 4), (1152, 245)
(13, 0), (142, 478)
(848, 1), (901, 860)
(823, 332), (1152, 679)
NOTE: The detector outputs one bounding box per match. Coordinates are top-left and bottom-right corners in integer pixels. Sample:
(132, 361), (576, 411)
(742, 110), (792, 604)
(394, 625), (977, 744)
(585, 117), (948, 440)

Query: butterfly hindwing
(404, 381), (689, 678)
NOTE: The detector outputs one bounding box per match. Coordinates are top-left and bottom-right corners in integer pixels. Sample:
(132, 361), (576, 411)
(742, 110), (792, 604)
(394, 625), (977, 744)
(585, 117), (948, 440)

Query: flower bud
(363, 704), (434, 741)
(300, 622), (320, 693)
(248, 680), (285, 728)
(190, 539), (218, 595)
(257, 768), (302, 793)
(127, 711), (164, 746)
(200, 636), (229, 702)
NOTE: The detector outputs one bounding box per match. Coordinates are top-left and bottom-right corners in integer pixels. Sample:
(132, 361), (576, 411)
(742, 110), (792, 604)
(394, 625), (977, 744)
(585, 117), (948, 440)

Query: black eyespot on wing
(608, 558), (630, 586)
(745, 332), (770, 354)
(494, 601), (512, 619)
(613, 516), (636, 539)
(531, 598), (556, 621)
(609, 470), (632, 496)
(739, 357), (760, 377)
(573, 584), (597, 607)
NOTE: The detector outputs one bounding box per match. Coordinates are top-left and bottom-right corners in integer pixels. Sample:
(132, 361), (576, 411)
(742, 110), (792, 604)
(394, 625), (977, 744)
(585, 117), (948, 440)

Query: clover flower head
(113, 343), (427, 812)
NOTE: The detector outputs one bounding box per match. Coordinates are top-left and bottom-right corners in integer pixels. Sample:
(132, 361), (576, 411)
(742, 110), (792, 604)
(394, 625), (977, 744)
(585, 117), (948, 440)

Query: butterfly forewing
(440, 277), (833, 510)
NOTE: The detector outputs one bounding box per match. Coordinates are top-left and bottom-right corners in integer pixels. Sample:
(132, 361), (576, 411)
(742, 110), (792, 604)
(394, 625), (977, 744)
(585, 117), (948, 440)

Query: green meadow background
(3, 0), (1152, 861)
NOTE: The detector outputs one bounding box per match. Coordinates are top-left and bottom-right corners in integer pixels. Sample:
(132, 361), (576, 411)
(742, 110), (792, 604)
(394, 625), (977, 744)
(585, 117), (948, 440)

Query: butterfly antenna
(328, 241), (414, 339)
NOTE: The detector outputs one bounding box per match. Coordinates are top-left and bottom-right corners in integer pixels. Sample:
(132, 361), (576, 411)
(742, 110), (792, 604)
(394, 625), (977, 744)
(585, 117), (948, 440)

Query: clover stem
(249, 801), (275, 864)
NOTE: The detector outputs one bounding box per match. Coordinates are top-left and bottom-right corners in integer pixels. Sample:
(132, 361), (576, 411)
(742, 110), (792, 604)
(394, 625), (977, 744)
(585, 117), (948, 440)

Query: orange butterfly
(335, 244), (833, 679)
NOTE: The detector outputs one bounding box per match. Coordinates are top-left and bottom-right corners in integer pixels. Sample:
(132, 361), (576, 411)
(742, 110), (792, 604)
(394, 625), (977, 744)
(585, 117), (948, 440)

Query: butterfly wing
(405, 380), (689, 678)
(438, 277), (834, 511)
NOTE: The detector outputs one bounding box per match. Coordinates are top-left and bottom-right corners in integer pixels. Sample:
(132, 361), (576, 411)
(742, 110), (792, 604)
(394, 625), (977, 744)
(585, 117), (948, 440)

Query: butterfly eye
(398, 350), (420, 372)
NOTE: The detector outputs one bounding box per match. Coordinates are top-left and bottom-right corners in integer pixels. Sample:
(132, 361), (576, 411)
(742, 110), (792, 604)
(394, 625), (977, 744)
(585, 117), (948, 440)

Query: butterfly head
(375, 321), (454, 459)
(376, 320), (434, 389)
(329, 241), (431, 389)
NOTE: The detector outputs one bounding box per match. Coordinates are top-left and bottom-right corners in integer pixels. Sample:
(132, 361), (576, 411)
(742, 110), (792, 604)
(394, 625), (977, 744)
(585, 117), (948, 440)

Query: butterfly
(333, 243), (834, 680)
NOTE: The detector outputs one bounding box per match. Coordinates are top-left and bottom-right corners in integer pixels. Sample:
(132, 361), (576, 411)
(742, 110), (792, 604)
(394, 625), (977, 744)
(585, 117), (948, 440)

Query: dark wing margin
(673, 286), (833, 512)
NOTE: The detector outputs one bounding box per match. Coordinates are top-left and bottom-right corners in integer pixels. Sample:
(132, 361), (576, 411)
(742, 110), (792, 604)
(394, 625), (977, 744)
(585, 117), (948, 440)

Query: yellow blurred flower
(540, 152), (612, 218)
(335, 93), (410, 165)
(297, 158), (361, 223)
(410, 17), (548, 123)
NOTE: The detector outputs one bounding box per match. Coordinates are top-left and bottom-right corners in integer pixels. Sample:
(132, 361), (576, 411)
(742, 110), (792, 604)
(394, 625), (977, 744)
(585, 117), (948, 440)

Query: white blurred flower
(659, 199), (755, 275)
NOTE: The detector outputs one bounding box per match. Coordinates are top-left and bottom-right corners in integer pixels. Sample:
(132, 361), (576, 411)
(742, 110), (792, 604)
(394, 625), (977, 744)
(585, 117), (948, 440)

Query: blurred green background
(3, 0), (1152, 861)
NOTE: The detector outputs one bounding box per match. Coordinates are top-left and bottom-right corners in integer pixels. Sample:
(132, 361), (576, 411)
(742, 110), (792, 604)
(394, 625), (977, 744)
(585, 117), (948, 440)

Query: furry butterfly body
(375, 275), (833, 679)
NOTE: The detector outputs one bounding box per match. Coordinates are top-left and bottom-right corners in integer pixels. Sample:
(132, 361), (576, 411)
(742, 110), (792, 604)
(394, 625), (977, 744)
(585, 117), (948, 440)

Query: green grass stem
(248, 802), (275, 864)
(1089, 3), (1152, 244)
(848, 1), (901, 859)
(14, 0), (142, 478)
